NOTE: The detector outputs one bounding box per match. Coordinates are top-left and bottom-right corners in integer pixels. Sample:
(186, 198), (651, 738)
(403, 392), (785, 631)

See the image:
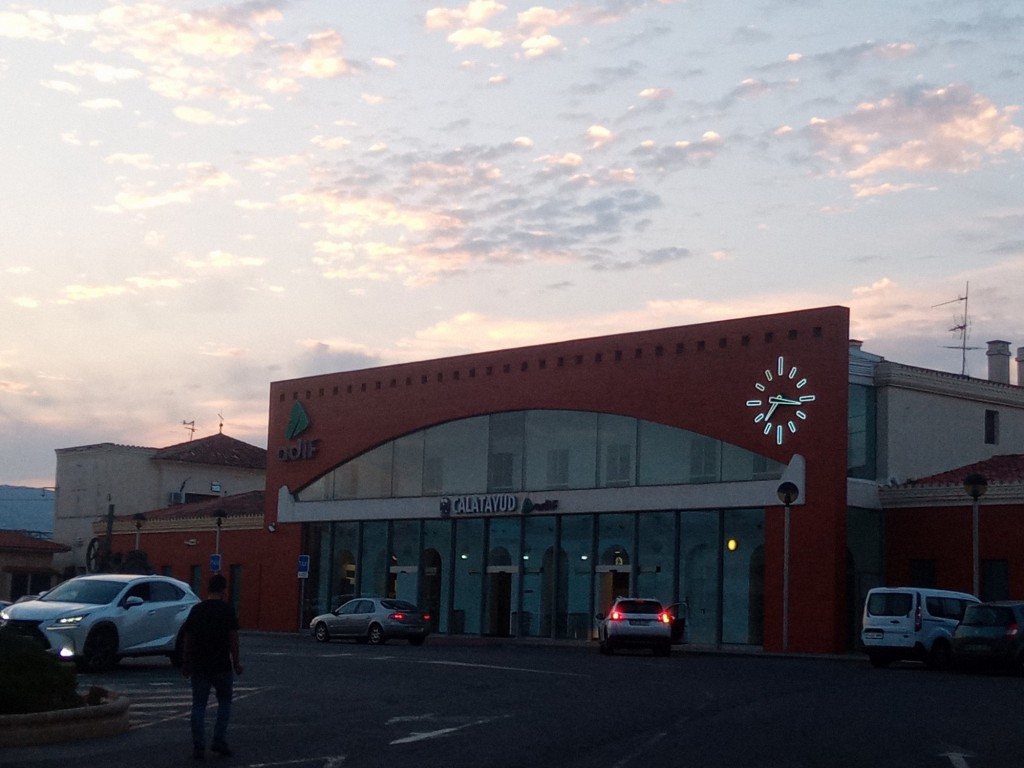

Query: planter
(0, 694), (130, 747)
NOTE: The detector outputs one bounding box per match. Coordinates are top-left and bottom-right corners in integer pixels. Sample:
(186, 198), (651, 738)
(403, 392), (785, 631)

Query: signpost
(210, 553), (222, 574)
(297, 554), (310, 632)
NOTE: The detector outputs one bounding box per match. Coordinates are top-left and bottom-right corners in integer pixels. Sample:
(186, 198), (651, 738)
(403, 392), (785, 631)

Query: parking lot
(3, 632), (1022, 768)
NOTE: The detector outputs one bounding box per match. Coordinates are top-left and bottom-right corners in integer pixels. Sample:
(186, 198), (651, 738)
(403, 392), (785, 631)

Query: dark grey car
(310, 597), (431, 646)
(952, 601), (1024, 673)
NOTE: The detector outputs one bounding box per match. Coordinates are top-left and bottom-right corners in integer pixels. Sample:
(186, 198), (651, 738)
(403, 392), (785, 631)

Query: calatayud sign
(441, 494), (518, 517)
(278, 402), (320, 462)
(439, 495), (560, 517)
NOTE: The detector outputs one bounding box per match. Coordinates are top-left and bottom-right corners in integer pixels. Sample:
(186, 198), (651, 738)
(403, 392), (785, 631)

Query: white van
(861, 587), (979, 669)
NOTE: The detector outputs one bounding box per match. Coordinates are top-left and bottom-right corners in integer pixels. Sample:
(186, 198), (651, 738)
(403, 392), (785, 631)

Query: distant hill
(0, 485), (55, 534)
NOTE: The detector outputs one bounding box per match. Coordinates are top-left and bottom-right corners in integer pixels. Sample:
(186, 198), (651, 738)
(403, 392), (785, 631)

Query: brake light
(914, 605), (922, 632)
(1007, 623), (1019, 638)
(389, 612), (406, 620)
(609, 610), (624, 621)
(659, 612), (671, 624)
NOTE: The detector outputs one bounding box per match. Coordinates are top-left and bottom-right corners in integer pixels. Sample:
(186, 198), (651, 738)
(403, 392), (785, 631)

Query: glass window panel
(559, 515), (594, 640)
(422, 520), (451, 633)
(638, 421), (687, 485)
(359, 521), (388, 597)
(391, 520), (419, 566)
(335, 443), (393, 499)
(721, 443), (785, 482)
(636, 511), (676, 604)
(721, 508), (764, 645)
(332, 522), (359, 609)
(598, 414), (636, 488)
(688, 434), (720, 483)
(393, 432), (424, 497)
(488, 412), (524, 492)
(679, 511), (719, 645)
(521, 516), (556, 637)
(423, 416), (489, 494)
(308, 522), (330, 620)
(452, 518), (484, 635)
(596, 513), (633, 613)
(525, 411), (598, 490)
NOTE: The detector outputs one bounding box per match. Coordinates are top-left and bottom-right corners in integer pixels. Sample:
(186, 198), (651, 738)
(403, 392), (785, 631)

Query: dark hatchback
(952, 601), (1024, 673)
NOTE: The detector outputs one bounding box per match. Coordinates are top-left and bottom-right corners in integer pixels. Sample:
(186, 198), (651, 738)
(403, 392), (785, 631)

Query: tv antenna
(218, 413), (224, 434)
(933, 282), (981, 375)
(182, 420), (196, 440)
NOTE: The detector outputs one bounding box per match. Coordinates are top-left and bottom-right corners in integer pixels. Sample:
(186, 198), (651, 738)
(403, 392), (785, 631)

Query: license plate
(864, 630), (883, 639)
(629, 620), (648, 626)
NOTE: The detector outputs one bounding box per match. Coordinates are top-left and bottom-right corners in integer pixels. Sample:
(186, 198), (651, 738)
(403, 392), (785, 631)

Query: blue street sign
(210, 553), (222, 573)
(298, 554), (310, 579)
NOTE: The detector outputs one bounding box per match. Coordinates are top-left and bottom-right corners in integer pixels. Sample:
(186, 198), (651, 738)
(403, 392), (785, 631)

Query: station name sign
(440, 494), (559, 517)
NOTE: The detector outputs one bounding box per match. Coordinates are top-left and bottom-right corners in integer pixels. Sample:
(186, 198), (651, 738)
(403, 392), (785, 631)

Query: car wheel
(314, 622), (331, 643)
(409, 636), (426, 646)
(80, 626), (119, 672)
(927, 640), (952, 670)
(867, 652), (890, 669)
(367, 624), (386, 645)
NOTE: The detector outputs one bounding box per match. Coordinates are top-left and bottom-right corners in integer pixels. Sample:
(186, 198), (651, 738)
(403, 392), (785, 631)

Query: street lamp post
(963, 473), (987, 597)
(776, 481), (800, 652)
(214, 509), (226, 555)
(133, 513), (146, 551)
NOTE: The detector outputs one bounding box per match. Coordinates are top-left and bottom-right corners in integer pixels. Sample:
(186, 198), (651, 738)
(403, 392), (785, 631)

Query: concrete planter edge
(0, 694), (130, 747)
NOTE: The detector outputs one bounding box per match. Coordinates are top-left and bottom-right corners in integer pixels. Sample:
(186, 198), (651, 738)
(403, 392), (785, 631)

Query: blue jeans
(190, 670), (233, 748)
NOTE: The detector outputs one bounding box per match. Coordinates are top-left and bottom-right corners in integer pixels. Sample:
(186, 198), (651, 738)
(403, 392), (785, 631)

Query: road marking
(368, 657), (586, 677)
(942, 753), (973, 768)
(390, 714), (510, 745)
(240, 757), (346, 767)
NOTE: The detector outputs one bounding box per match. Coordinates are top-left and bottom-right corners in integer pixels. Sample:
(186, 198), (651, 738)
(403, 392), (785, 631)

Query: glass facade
(304, 508), (765, 645)
(298, 410), (784, 501)
(297, 409), (778, 646)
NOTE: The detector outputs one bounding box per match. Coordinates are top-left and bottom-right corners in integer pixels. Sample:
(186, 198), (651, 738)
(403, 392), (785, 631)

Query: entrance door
(596, 567), (631, 613)
(487, 569), (513, 636)
(421, 549), (442, 632)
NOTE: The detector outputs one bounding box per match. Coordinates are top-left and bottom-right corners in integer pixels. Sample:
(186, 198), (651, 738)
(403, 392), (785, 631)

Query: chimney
(1017, 347), (1024, 387)
(987, 340), (1011, 384)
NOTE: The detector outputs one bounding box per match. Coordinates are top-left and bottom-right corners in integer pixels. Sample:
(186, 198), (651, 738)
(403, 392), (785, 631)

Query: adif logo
(278, 401), (318, 462)
(285, 401), (311, 439)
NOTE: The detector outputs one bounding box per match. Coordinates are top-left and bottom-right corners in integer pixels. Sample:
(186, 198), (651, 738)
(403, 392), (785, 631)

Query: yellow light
(727, 538), (738, 552)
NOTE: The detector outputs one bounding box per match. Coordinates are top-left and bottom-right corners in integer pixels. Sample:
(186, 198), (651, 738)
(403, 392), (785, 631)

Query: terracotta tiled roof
(153, 433), (266, 470)
(0, 530), (71, 553)
(125, 490), (265, 522)
(908, 455), (1024, 486)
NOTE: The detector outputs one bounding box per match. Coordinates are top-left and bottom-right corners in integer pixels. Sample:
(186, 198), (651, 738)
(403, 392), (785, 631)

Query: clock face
(745, 355), (816, 445)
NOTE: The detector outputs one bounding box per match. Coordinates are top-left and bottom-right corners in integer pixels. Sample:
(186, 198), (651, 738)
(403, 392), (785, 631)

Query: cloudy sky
(1, 0), (1022, 486)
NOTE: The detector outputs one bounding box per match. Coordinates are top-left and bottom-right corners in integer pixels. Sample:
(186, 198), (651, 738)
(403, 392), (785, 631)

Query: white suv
(596, 597), (673, 656)
(861, 586), (978, 669)
(0, 573), (199, 671)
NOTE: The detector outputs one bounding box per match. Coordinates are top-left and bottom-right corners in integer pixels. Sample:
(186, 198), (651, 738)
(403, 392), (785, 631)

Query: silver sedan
(310, 597), (432, 646)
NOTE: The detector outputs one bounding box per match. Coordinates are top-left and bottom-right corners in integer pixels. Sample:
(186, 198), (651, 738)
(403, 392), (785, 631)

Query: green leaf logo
(285, 401), (311, 440)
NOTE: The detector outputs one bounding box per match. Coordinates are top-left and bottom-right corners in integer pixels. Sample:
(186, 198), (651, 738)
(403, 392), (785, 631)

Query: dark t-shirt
(183, 598), (239, 676)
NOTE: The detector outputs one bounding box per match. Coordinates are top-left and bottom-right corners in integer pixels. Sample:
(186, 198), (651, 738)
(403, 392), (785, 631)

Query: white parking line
(389, 714), (510, 745)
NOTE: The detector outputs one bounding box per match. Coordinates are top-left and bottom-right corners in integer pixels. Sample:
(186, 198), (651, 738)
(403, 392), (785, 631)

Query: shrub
(0, 630), (82, 715)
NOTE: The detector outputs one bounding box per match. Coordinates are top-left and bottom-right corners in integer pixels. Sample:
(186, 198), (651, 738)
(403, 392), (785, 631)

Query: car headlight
(49, 614), (89, 628)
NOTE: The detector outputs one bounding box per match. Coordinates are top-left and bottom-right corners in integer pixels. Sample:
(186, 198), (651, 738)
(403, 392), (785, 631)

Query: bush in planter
(0, 630), (81, 715)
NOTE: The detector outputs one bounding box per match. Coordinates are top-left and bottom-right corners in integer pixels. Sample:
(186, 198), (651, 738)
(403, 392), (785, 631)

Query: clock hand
(767, 395), (802, 406)
(764, 401), (779, 421)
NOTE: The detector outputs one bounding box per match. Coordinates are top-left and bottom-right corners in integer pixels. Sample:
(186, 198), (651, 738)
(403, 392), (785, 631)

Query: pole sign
(298, 554), (310, 579)
(210, 553), (222, 573)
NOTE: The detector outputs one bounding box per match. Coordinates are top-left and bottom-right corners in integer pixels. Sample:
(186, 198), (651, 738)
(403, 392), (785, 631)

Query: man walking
(182, 573), (243, 759)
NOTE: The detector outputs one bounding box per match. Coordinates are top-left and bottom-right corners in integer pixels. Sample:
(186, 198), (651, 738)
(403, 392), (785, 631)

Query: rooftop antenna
(218, 413), (224, 434)
(182, 420), (196, 440)
(933, 281), (981, 375)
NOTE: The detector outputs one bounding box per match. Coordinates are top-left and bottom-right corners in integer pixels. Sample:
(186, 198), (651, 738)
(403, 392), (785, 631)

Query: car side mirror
(124, 596), (144, 609)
